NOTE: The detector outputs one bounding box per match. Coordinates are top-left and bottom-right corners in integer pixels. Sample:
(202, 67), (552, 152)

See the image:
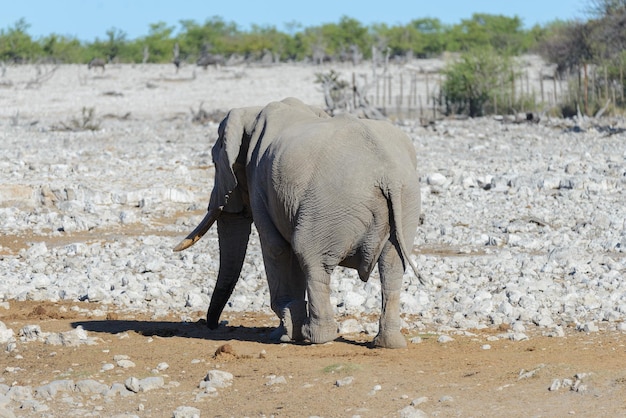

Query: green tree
(0, 18), (40, 62)
(178, 17), (239, 57)
(39, 34), (84, 62)
(411, 18), (446, 56)
(303, 16), (370, 60)
(139, 21), (176, 62)
(441, 48), (517, 116)
(445, 14), (527, 53)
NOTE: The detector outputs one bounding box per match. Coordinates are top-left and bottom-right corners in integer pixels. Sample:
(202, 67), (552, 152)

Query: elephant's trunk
(173, 207), (222, 252)
(206, 215), (252, 329)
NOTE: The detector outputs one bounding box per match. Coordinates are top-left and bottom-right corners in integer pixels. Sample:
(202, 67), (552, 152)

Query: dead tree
(173, 42), (181, 72)
(316, 70), (385, 119)
(142, 46), (150, 64)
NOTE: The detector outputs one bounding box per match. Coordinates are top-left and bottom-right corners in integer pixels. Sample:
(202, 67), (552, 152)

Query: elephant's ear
(209, 106), (261, 213)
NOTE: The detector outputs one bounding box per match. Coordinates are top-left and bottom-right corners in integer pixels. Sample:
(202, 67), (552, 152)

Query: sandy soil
(3, 298), (626, 417)
(1, 62), (625, 417)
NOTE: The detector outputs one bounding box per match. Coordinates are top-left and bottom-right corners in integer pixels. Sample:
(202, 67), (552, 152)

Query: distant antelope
(88, 58), (106, 72)
(196, 53), (225, 69)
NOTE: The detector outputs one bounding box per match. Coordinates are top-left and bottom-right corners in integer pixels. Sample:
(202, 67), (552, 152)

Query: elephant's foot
(372, 330), (407, 349)
(302, 319), (338, 344)
(282, 300), (307, 341)
(206, 313), (220, 330)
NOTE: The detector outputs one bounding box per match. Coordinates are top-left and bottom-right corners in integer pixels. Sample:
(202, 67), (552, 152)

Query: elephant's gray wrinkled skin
(175, 97), (426, 348)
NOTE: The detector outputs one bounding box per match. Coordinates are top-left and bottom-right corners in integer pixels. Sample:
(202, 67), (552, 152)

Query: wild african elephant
(174, 97), (426, 348)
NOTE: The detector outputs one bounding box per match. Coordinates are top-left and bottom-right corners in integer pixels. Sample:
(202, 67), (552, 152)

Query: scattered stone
(409, 336), (423, 344)
(549, 379), (561, 391)
(172, 406), (201, 418)
(0, 322), (15, 346)
(338, 318), (363, 334)
(335, 376), (354, 387)
(155, 362), (169, 372)
(437, 335), (454, 343)
(202, 370), (234, 389)
(509, 333), (529, 342)
(101, 363), (115, 372)
(411, 396), (428, 406)
(125, 377), (141, 393)
(44, 326), (97, 346)
(398, 405), (428, 418)
(116, 359), (136, 369)
(579, 322), (599, 333)
(18, 325), (43, 342)
(137, 376), (165, 392)
(265, 375), (287, 386)
(105, 382), (134, 398)
(35, 380), (75, 399)
(519, 364), (545, 380)
(75, 379), (109, 395)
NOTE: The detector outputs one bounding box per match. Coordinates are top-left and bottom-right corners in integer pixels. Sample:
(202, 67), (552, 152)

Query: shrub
(440, 48), (517, 117)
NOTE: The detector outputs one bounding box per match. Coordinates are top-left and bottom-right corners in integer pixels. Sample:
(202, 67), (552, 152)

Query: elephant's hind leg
(301, 266), (339, 344)
(257, 231), (307, 341)
(373, 241), (407, 348)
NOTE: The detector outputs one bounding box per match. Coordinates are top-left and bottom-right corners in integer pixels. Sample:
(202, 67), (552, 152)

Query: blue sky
(1, 0), (587, 41)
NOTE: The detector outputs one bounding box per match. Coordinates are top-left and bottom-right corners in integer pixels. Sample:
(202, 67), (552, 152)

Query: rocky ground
(0, 62), (625, 417)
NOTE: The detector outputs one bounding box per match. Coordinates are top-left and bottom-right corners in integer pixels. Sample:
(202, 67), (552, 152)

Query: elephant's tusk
(173, 208), (222, 252)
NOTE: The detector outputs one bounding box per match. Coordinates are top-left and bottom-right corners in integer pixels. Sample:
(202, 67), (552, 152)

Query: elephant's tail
(386, 185), (431, 287)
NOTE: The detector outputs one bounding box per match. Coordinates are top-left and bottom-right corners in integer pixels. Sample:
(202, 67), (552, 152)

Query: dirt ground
(2, 298), (626, 417)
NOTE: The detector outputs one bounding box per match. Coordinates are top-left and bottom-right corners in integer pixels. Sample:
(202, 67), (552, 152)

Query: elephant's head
(174, 98), (329, 330)
(174, 106), (262, 328)
(173, 106), (262, 252)
(174, 98), (326, 251)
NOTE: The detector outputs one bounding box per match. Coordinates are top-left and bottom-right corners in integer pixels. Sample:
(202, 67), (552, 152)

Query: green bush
(440, 48), (517, 117)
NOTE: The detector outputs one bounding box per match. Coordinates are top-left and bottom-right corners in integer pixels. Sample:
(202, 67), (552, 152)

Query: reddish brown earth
(2, 299), (626, 417)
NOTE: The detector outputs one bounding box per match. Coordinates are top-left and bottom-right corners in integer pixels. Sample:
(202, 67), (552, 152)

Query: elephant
(174, 97), (427, 348)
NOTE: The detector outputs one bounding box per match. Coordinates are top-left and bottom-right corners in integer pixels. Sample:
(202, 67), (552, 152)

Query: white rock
(549, 379), (561, 391)
(427, 172), (447, 186)
(398, 406), (428, 418)
(75, 379), (108, 394)
(137, 376), (165, 392)
(265, 375), (287, 386)
(410, 336), (423, 344)
(101, 363), (115, 372)
(338, 318), (363, 334)
(116, 359), (136, 369)
(172, 406), (201, 418)
(335, 376), (354, 387)
(19, 325), (43, 342)
(203, 370), (234, 388)
(155, 362), (169, 371)
(0, 322), (15, 344)
(125, 377), (141, 393)
(35, 380), (75, 398)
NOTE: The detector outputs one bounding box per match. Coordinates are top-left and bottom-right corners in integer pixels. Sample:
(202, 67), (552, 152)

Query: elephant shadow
(70, 319), (370, 347)
(71, 319), (278, 343)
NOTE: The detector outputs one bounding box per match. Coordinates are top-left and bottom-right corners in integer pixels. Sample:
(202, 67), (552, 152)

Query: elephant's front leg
(207, 214), (253, 329)
(373, 241), (407, 348)
(301, 267), (339, 344)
